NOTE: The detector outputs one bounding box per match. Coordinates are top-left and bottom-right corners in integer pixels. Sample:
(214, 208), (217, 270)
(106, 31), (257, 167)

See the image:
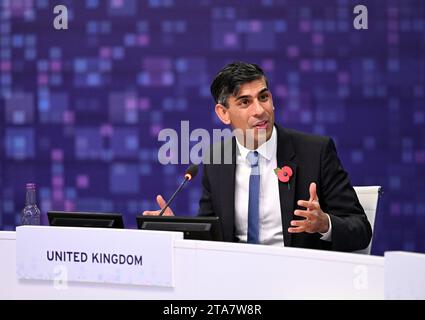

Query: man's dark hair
(210, 61), (268, 107)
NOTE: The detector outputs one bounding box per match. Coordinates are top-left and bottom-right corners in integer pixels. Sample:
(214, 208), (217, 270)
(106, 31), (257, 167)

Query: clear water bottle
(21, 183), (41, 225)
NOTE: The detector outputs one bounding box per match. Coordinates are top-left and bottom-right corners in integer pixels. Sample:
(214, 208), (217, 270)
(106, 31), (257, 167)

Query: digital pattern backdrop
(0, 0), (424, 255)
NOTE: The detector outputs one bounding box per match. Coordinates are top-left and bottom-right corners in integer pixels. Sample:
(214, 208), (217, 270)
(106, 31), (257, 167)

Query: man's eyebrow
(235, 88), (269, 101)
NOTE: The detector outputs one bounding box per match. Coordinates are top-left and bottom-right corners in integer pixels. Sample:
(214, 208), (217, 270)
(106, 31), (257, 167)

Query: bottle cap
(26, 183), (36, 189)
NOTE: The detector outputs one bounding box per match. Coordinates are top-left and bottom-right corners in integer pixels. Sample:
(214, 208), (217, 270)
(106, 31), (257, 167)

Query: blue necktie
(247, 151), (260, 244)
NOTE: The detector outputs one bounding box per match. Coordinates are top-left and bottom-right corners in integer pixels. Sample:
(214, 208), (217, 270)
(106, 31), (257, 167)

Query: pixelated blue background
(1, 0), (424, 255)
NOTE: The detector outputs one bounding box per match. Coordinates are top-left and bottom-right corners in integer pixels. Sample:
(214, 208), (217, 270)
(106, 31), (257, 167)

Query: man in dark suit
(144, 61), (372, 252)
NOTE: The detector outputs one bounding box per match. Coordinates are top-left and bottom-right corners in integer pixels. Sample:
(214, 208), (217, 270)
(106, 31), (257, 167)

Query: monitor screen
(48, 211), (124, 229)
(136, 215), (223, 241)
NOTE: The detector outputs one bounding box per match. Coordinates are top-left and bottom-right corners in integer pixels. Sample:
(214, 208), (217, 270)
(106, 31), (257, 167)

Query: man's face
(215, 78), (275, 149)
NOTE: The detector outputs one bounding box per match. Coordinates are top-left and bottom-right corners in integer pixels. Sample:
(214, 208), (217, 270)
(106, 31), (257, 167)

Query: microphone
(159, 164), (199, 216)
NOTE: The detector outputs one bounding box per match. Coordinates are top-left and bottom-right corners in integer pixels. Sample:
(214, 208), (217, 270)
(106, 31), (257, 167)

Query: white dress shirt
(234, 127), (332, 246)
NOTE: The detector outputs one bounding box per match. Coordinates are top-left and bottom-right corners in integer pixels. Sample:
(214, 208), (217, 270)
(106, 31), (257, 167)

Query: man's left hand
(288, 182), (330, 234)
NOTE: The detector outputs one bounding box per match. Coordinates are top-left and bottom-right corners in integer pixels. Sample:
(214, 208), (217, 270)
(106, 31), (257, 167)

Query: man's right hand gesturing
(142, 195), (174, 216)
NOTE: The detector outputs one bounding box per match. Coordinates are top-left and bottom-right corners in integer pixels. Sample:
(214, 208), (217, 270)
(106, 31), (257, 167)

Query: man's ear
(270, 91), (275, 110)
(214, 104), (231, 125)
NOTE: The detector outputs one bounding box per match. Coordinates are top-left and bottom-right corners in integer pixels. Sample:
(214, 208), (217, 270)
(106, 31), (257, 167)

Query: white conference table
(0, 229), (385, 299)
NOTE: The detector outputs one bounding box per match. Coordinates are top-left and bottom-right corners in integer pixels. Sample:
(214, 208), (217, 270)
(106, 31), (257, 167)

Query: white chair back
(353, 186), (382, 254)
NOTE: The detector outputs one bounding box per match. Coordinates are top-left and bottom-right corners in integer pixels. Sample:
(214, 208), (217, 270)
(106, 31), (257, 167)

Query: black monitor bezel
(136, 215), (223, 241)
(47, 211), (124, 229)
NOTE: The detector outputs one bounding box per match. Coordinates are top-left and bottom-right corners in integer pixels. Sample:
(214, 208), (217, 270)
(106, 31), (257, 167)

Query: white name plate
(16, 226), (183, 287)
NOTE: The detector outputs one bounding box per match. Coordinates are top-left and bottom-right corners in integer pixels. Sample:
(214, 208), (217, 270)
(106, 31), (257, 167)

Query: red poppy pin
(274, 166), (293, 189)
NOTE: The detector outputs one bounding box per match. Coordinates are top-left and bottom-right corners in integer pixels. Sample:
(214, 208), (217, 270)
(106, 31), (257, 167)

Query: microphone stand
(159, 176), (189, 216)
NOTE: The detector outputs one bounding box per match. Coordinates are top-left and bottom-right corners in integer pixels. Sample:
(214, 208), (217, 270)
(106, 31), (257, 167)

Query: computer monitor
(136, 215), (223, 241)
(48, 211), (124, 229)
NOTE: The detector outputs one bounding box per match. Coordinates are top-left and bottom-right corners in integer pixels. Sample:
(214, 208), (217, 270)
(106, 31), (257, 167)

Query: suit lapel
(219, 138), (236, 241)
(276, 125), (297, 247)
